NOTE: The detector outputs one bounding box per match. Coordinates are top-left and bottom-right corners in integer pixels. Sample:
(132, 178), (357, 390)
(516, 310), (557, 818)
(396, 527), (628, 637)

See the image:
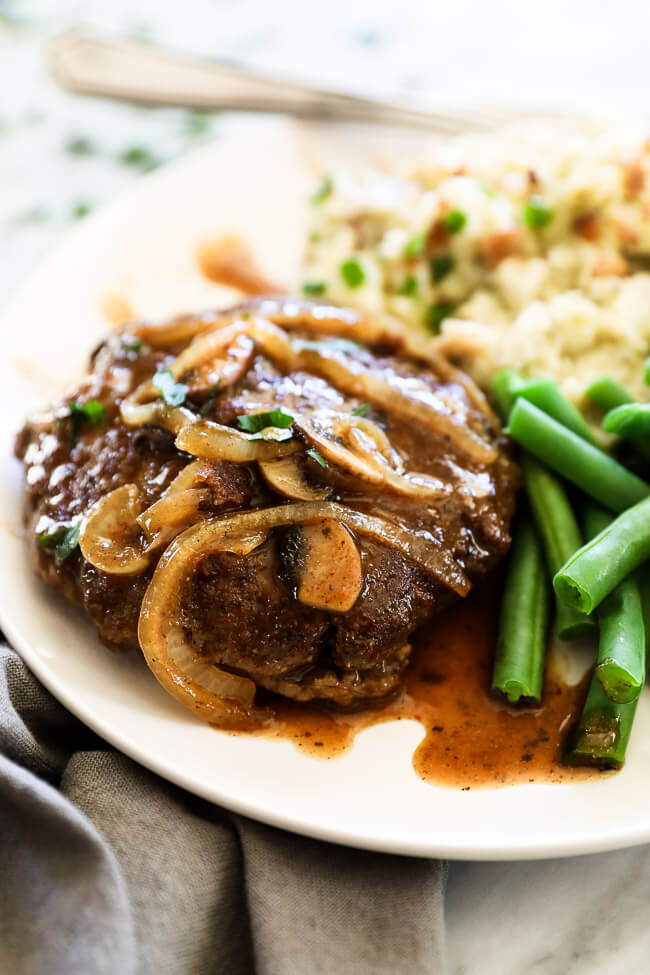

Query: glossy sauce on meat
(236, 579), (600, 788)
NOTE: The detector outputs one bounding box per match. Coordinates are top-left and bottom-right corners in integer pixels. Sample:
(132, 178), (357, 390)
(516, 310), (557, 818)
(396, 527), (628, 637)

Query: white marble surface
(3, 3), (650, 973)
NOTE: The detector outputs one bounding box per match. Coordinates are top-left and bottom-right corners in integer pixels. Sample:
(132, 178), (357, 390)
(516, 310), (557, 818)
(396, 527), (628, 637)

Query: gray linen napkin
(0, 643), (446, 975)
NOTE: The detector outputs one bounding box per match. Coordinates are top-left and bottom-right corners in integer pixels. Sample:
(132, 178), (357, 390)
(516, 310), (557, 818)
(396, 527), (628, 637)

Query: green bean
(491, 369), (526, 421)
(644, 358), (650, 387)
(507, 399), (650, 512)
(492, 514), (550, 704)
(491, 370), (597, 444)
(515, 376), (598, 445)
(563, 675), (639, 769)
(603, 402), (650, 438)
(522, 455), (595, 639)
(582, 503), (645, 703)
(585, 376), (634, 413)
(554, 495), (650, 614)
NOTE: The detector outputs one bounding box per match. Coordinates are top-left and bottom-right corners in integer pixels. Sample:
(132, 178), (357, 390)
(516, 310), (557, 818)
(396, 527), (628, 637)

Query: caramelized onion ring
(138, 500), (467, 727)
(80, 484), (150, 575)
(175, 419), (303, 462)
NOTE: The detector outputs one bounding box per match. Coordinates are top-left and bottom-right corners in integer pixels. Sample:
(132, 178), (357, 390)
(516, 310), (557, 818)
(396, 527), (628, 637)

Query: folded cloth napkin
(0, 642), (446, 975)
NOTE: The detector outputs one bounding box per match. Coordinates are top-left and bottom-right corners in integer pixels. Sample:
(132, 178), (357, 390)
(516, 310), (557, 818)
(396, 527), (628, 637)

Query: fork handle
(47, 29), (497, 133)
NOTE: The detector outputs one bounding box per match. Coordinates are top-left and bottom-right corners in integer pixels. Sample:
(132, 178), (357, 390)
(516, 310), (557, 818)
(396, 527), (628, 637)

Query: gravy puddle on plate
(224, 581), (602, 789)
(196, 234), (280, 295)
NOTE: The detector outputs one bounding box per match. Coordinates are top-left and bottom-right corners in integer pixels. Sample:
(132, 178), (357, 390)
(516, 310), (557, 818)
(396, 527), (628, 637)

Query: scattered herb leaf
(352, 404), (370, 416)
(237, 410), (294, 433)
(200, 379), (222, 417)
(426, 301), (454, 334)
(340, 258), (365, 288)
(430, 253), (455, 283)
(404, 234), (426, 258)
(68, 399), (107, 441)
(38, 522), (81, 561)
(306, 448), (326, 467)
(302, 281), (326, 296)
(153, 369), (188, 407)
(65, 136), (95, 156)
(119, 145), (162, 171)
(398, 274), (418, 296)
(72, 201), (92, 220)
(312, 175), (333, 204)
(123, 337), (142, 356)
(522, 195), (554, 229)
(443, 209), (466, 234)
(185, 110), (214, 136)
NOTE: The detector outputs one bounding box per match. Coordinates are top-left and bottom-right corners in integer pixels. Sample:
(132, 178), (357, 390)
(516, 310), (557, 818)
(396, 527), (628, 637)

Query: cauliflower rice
(302, 122), (650, 404)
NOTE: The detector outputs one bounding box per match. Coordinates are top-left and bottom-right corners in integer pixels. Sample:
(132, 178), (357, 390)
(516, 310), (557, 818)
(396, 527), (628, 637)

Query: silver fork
(47, 28), (539, 134)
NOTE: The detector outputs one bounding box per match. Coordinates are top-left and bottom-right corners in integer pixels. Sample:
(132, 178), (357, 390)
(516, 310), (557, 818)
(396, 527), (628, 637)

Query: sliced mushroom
(258, 455), (331, 501)
(292, 518), (363, 613)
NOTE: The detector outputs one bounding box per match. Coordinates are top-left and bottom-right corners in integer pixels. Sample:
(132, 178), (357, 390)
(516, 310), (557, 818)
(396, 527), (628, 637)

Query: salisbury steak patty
(15, 297), (517, 718)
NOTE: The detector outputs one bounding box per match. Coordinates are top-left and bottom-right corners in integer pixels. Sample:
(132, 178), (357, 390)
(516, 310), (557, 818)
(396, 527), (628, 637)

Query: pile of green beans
(489, 367), (650, 768)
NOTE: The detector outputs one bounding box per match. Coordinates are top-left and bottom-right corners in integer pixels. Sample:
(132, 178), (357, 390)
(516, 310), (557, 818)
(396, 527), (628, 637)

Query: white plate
(3, 115), (650, 861)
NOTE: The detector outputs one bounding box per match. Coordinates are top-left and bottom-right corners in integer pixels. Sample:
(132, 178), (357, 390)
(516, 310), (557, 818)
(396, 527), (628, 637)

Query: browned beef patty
(15, 300), (518, 709)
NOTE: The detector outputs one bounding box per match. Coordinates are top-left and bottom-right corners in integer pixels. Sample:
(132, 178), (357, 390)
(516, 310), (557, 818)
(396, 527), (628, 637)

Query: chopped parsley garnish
(430, 253), (455, 283)
(119, 145), (162, 171)
(306, 448), (326, 467)
(123, 337), (142, 356)
(398, 274), (418, 296)
(38, 522), (81, 561)
(312, 175), (333, 204)
(152, 369), (188, 407)
(352, 403), (370, 416)
(480, 182), (495, 197)
(68, 399), (107, 441)
(443, 209), (466, 234)
(65, 136), (95, 156)
(426, 301), (454, 334)
(522, 195), (554, 229)
(302, 281), (326, 296)
(200, 379), (222, 417)
(237, 410), (294, 433)
(340, 258), (365, 288)
(72, 201), (91, 220)
(404, 234), (426, 258)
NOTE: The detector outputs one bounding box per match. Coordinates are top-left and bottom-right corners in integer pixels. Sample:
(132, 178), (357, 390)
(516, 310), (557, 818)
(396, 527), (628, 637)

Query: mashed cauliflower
(302, 123), (650, 404)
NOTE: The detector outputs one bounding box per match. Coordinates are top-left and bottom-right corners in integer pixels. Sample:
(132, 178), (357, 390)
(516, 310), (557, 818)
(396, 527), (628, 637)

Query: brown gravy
(196, 234), (280, 295)
(226, 581), (602, 789)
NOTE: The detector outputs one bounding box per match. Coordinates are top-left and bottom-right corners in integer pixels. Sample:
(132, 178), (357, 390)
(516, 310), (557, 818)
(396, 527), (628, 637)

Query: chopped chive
(398, 274), (418, 296)
(302, 281), (326, 296)
(425, 301), (454, 334)
(184, 110), (213, 136)
(443, 209), (466, 234)
(404, 234), (426, 258)
(152, 369), (188, 407)
(200, 379), (222, 417)
(237, 410), (294, 433)
(430, 253), (454, 283)
(38, 522), (81, 561)
(340, 258), (365, 288)
(306, 448), (326, 467)
(523, 196), (554, 229)
(312, 175), (333, 204)
(352, 403), (370, 416)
